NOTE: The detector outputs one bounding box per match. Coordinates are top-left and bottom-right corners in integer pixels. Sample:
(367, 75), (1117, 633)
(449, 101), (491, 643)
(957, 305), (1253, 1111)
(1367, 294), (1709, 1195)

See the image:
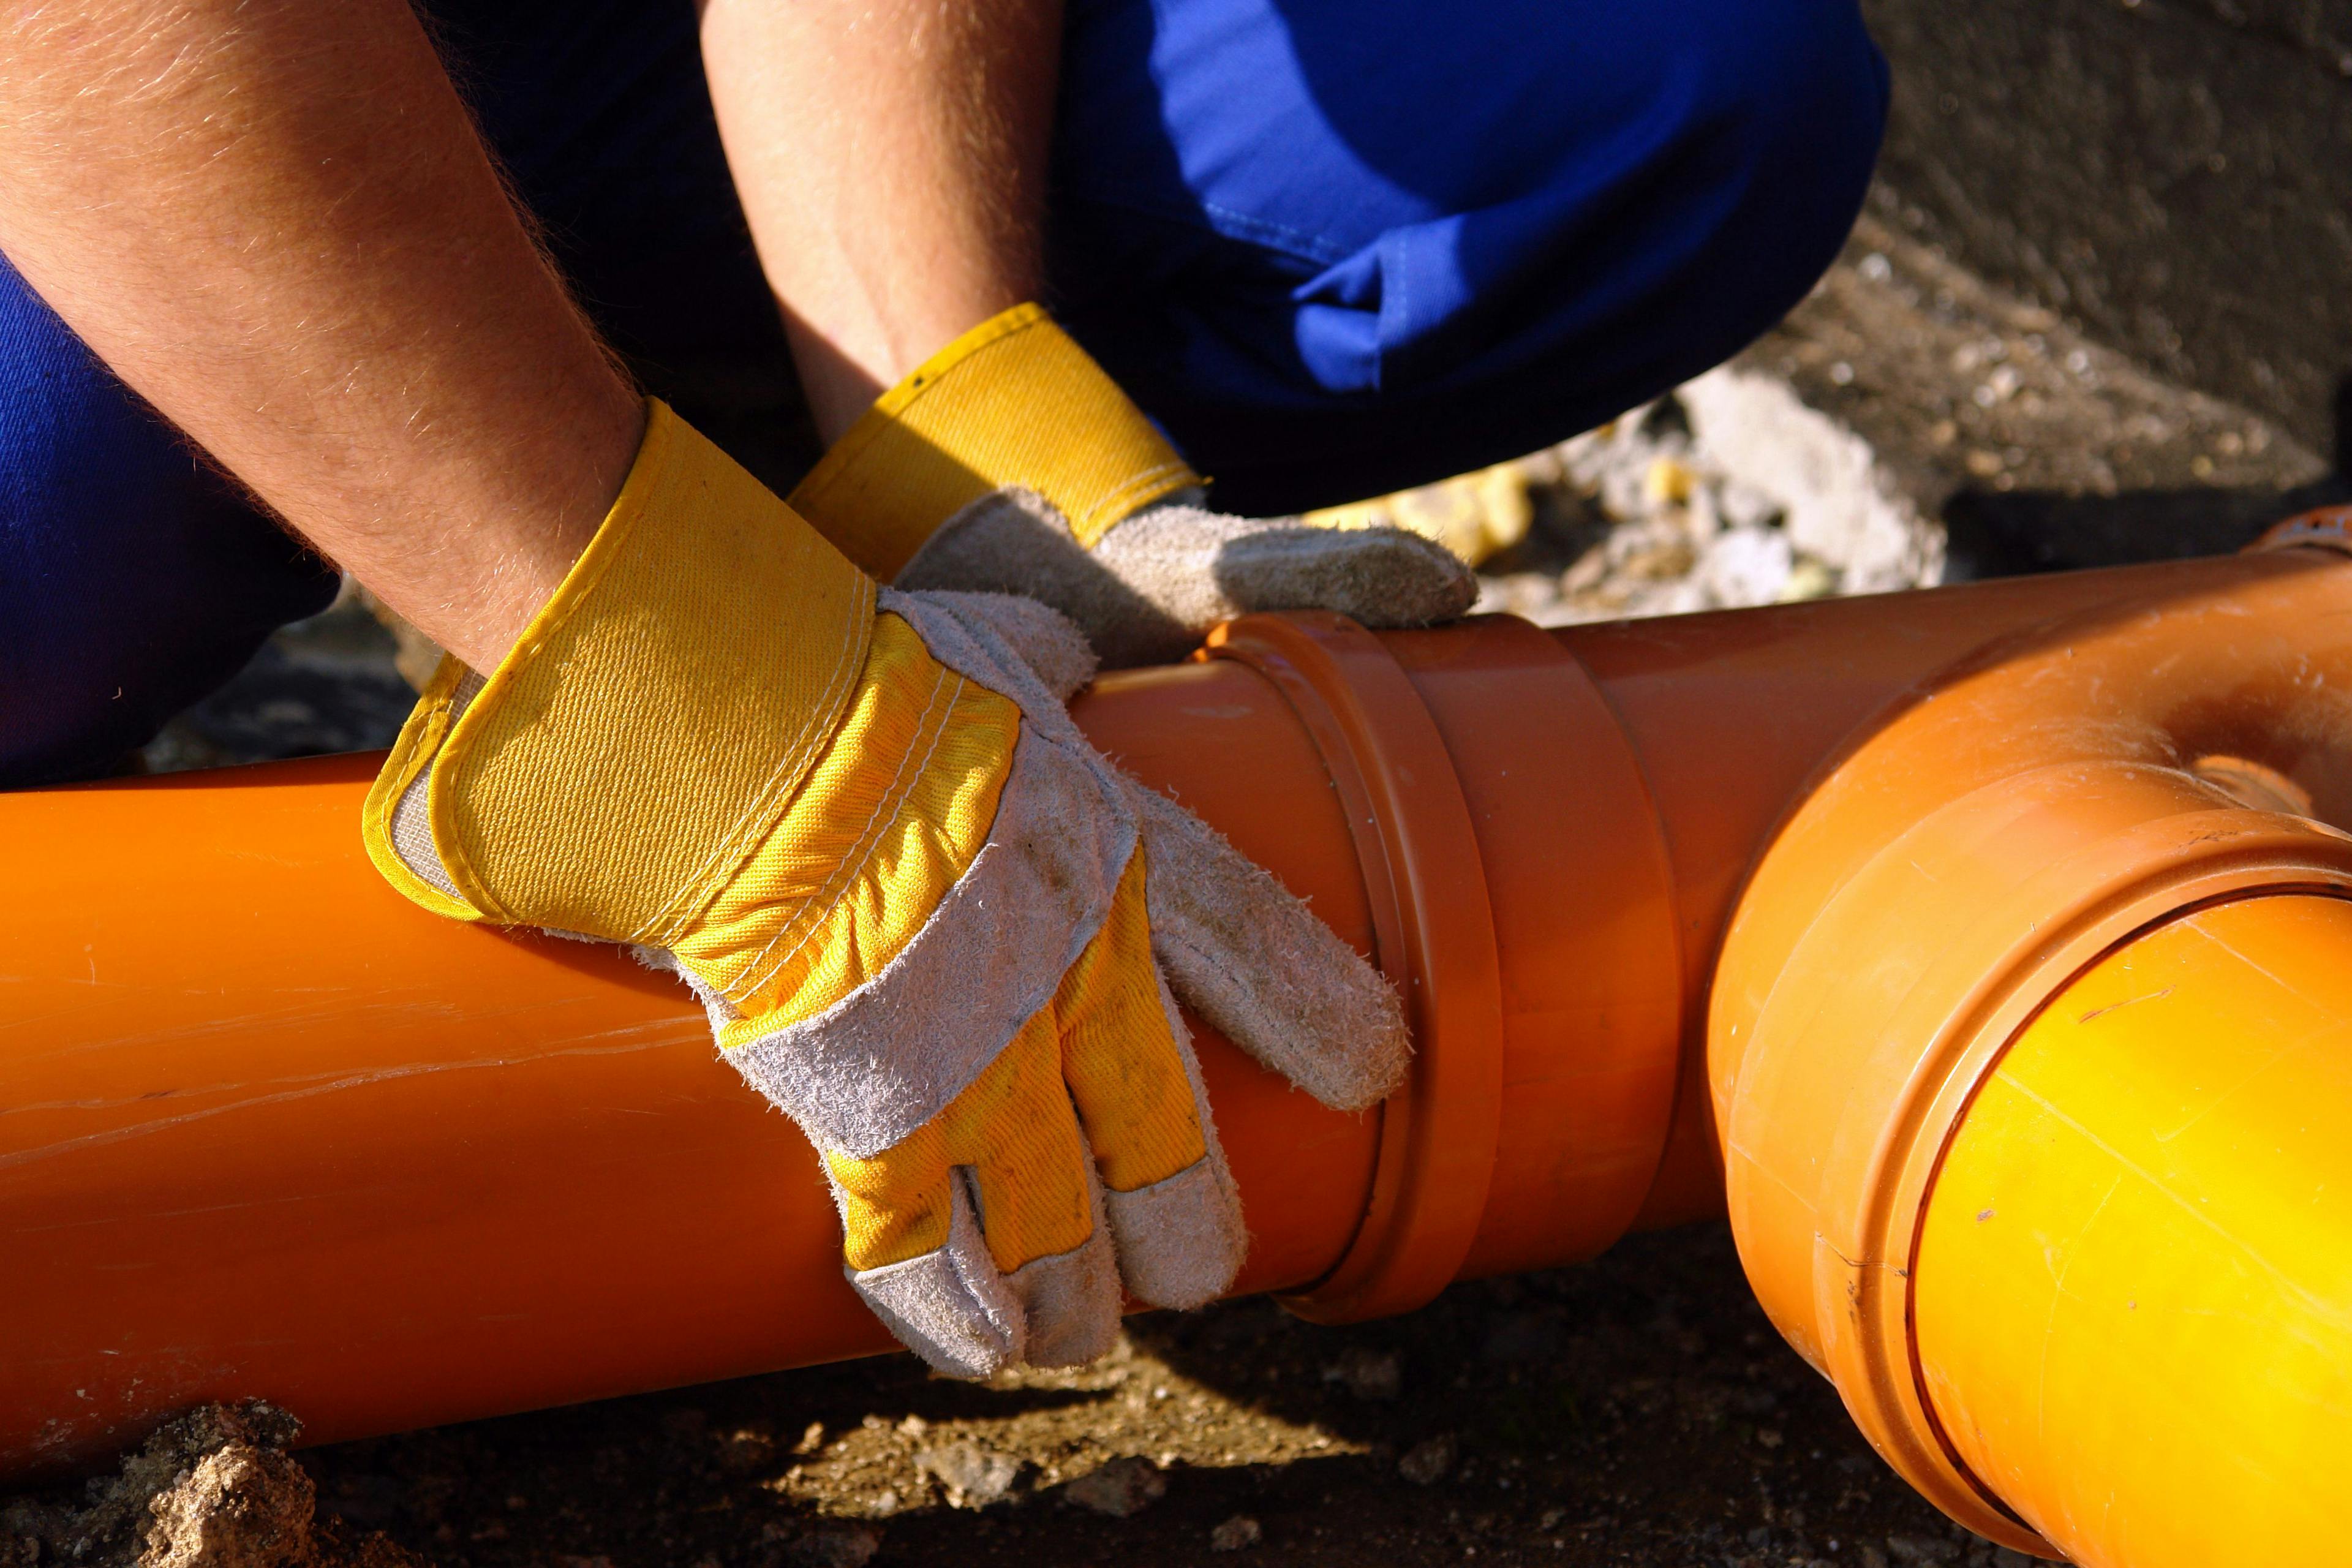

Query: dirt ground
(1741, 190), (2341, 575)
(8, 1232), (2012, 1568)
(41, 186), (2344, 1568)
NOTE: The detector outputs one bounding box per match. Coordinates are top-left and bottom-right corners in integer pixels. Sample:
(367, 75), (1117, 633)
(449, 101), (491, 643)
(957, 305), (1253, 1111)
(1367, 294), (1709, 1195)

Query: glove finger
(1057, 851), (1246, 1310)
(827, 1010), (1094, 1378)
(832, 1156), (1026, 1379)
(1084, 507), (1480, 664)
(1209, 521), (1479, 628)
(897, 490), (1199, 670)
(1123, 774), (1410, 1112)
(903, 499), (1479, 668)
(986, 1148), (1122, 1370)
(899, 585), (1101, 703)
(960, 1014), (1123, 1370)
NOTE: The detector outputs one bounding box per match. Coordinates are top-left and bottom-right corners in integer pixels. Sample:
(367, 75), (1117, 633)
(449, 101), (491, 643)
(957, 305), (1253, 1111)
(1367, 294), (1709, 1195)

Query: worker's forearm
(0, 0), (642, 671)
(700, 0), (1063, 443)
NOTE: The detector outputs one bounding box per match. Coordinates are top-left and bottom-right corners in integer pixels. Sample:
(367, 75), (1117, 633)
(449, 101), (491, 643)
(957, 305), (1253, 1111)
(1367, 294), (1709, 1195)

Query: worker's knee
(1050, 0), (1889, 511)
(0, 256), (337, 787)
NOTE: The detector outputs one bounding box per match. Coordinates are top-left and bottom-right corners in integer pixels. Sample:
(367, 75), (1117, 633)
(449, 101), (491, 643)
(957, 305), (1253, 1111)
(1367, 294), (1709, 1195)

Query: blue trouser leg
(0, 254), (339, 786)
(1048, 0), (1890, 512)
(1, 0), (1886, 783)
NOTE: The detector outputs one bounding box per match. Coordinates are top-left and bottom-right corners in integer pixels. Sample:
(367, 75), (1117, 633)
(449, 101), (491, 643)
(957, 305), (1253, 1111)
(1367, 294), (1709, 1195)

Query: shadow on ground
(1940, 473), (2351, 581)
(272, 1226), (1992, 1568)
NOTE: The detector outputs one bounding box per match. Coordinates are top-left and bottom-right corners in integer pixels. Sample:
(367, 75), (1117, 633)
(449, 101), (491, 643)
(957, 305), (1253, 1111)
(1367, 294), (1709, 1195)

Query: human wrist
(786, 303), (1200, 580)
(363, 401), (877, 933)
(350, 379), (647, 674)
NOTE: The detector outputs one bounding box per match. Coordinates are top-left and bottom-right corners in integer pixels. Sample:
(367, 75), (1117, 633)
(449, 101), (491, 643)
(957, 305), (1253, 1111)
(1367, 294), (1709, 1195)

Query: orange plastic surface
(1556, 559), (2340, 1231)
(1, 615), (1702, 1476)
(0, 659), (1384, 1475)
(1917, 894), (2352, 1568)
(1708, 541), (2352, 1550)
(1206, 613), (1507, 1322)
(1382, 619), (1682, 1280)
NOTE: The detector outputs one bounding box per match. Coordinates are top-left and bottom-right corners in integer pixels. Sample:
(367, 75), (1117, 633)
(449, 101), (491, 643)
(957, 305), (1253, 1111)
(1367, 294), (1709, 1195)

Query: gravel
(1395, 1436), (1457, 1488)
(1057, 1457), (1164, 1518)
(1325, 1348), (1403, 1404)
(910, 1445), (1022, 1509)
(1208, 1515), (1263, 1551)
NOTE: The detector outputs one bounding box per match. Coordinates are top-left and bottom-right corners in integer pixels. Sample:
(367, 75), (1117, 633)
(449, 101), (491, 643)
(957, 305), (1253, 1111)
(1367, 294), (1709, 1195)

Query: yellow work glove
(786, 304), (1478, 667)
(362, 402), (1408, 1376)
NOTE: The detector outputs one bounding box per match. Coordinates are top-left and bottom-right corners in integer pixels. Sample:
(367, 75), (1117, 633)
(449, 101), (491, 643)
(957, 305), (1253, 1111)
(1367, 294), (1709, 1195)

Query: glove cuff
(363, 399), (876, 939)
(788, 303), (1202, 580)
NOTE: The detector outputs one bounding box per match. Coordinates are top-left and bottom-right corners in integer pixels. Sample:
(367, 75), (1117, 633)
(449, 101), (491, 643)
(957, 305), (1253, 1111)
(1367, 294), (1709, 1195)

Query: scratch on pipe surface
(2198, 921), (2299, 1000)
(2003, 1074), (2352, 1333)
(0, 1020), (703, 1174)
(1, 999), (467, 1058)
(2076, 986), (2174, 1025)
(0, 1013), (697, 1120)
(2035, 1173), (2122, 1449)
(18, 1176), (552, 1235)
(20, 990), (662, 1061)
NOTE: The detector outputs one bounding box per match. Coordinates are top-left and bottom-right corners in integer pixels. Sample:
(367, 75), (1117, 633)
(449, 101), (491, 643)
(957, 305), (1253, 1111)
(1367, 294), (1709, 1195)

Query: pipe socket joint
(1710, 551), (2352, 1555)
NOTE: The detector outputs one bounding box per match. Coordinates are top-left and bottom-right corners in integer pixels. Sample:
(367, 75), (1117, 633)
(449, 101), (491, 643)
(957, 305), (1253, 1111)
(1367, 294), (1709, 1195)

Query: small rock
(1886, 1537), (1959, 1566)
(1782, 556), (1841, 601)
(1718, 480), (1784, 532)
(29, 1404), (437, 1568)
(1398, 1435), (1458, 1486)
(1621, 538), (1698, 582)
(1643, 456), (1700, 507)
(1060, 1458), (1165, 1518)
(142, 1444), (315, 1568)
(786, 1524), (880, 1568)
(716, 1425), (778, 1477)
(1700, 527), (1794, 607)
(1860, 1549), (1890, 1568)
(914, 1442), (1023, 1507)
(1328, 1347), (1402, 1401)
(1209, 1515), (1262, 1551)
(1990, 1551), (2038, 1568)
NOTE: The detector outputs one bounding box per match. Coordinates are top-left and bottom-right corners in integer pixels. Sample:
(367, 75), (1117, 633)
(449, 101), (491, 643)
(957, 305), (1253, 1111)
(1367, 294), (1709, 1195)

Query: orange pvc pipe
(0, 611), (1685, 1474)
(9, 516), (2352, 1565)
(1711, 514), (2352, 1557)
(1915, 893), (2352, 1568)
